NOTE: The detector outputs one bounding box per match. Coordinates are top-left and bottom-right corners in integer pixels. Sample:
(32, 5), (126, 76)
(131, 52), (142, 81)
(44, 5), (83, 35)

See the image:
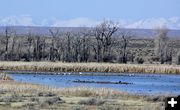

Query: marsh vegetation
(1, 62), (180, 74)
(0, 80), (165, 110)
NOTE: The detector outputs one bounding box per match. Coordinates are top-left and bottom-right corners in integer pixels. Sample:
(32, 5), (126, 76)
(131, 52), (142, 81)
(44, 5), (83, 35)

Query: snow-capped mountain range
(0, 15), (180, 29)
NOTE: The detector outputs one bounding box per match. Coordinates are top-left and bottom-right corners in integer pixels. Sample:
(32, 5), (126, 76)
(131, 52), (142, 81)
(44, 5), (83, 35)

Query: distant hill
(0, 26), (180, 38)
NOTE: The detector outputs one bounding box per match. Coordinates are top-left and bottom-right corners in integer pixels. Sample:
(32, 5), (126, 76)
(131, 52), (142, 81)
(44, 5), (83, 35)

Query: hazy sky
(0, 0), (180, 28)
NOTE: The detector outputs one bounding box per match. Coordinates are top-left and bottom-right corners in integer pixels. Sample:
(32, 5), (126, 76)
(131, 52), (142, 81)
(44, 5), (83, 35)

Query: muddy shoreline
(2, 70), (179, 76)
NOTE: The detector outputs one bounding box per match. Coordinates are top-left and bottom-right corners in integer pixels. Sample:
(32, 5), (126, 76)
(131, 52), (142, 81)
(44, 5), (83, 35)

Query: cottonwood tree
(49, 28), (59, 61)
(33, 35), (40, 61)
(55, 35), (65, 61)
(26, 32), (34, 61)
(38, 37), (46, 61)
(73, 29), (91, 62)
(16, 37), (23, 61)
(2, 27), (12, 60)
(10, 31), (17, 60)
(154, 26), (169, 64)
(1, 24), (179, 65)
(93, 20), (118, 62)
(80, 28), (91, 62)
(118, 30), (133, 63)
(73, 33), (82, 62)
(64, 32), (74, 62)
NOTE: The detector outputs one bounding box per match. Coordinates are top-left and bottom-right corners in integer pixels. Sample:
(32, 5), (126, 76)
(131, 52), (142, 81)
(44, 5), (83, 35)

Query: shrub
(99, 106), (121, 110)
(30, 97), (39, 102)
(45, 96), (65, 105)
(0, 95), (24, 102)
(73, 106), (88, 110)
(103, 55), (114, 62)
(78, 98), (106, 105)
(135, 57), (144, 64)
(0, 73), (13, 80)
(38, 92), (56, 97)
(151, 56), (160, 62)
(144, 95), (166, 102)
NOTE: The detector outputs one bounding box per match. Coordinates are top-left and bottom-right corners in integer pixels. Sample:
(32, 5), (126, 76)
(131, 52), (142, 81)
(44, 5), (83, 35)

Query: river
(9, 73), (180, 96)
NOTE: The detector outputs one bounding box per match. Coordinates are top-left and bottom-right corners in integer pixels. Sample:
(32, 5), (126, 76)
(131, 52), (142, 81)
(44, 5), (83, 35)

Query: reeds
(0, 81), (165, 110)
(0, 80), (122, 98)
(0, 73), (13, 80)
(0, 61), (180, 74)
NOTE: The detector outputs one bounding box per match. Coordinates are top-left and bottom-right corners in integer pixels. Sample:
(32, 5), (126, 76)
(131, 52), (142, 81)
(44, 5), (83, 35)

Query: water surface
(9, 73), (180, 96)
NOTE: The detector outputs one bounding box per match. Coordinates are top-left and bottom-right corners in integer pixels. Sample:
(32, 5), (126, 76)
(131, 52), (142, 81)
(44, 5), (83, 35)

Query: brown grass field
(0, 80), (165, 110)
(0, 61), (180, 74)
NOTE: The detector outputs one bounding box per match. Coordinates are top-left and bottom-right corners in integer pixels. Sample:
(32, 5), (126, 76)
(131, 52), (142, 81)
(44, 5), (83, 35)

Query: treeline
(0, 20), (179, 64)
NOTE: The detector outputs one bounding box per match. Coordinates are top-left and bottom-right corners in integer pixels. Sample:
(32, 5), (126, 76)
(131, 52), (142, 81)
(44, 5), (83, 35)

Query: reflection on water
(9, 73), (180, 96)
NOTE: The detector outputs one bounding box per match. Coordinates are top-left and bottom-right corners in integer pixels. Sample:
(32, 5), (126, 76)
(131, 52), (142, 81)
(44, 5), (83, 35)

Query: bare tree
(3, 27), (12, 60)
(72, 29), (91, 62)
(16, 38), (23, 61)
(33, 36), (40, 61)
(64, 32), (74, 62)
(118, 30), (133, 63)
(73, 33), (82, 62)
(154, 26), (169, 64)
(49, 28), (59, 61)
(26, 32), (34, 61)
(93, 20), (118, 62)
(56, 35), (65, 61)
(0, 24), (179, 65)
(80, 29), (91, 62)
(10, 31), (17, 60)
(41, 37), (46, 61)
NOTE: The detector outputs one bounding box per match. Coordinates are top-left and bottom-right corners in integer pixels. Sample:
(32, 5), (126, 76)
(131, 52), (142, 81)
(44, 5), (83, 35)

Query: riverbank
(0, 80), (165, 110)
(0, 61), (180, 74)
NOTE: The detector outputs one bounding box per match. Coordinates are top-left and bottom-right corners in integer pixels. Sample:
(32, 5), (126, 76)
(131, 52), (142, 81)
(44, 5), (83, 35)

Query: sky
(0, 0), (180, 29)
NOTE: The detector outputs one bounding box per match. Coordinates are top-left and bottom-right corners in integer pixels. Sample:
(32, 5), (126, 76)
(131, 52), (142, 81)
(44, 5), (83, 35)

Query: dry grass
(0, 80), (164, 110)
(0, 61), (180, 74)
(0, 80), (122, 98)
(0, 73), (13, 80)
